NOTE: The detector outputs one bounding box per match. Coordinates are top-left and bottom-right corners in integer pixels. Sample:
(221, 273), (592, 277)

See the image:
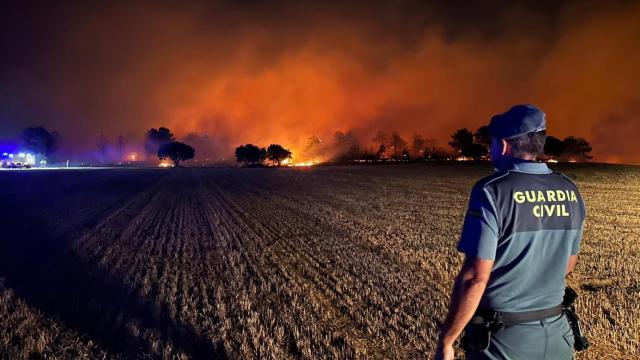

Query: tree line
(9, 124), (594, 166)
(448, 126), (593, 162)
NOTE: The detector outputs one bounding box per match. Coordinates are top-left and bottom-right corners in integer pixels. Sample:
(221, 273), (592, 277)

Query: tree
(97, 134), (110, 162)
(390, 132), (408, 160)
(372, 131), (389, 158)
(22, 126), (59, 158)
(474, 125), (491, 151)
(334, 131), (360, 161)
(429, 147), (451, 161)
(235, 144), (266, 166)
(266, 144), (292, 166)
(302, 135), (326, 160)
(448, 128), (474, 154)
(157, 141), (195, 167)
(411, 133), (427, 159)
(461, 143), (487, 160)
(562, 136), (593, 162)
(544, 136), (565, 160)
(145, 127), (174, 157)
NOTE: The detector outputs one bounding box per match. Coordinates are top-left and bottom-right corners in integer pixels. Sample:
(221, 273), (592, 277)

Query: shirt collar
(497, 157), (552, 174)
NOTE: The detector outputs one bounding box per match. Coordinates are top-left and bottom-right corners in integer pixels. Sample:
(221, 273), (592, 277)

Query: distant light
(1, 152), (7, 156)
(130, 153), (136, 161)
(18, 152), (25, 157)
(8, 154), (13, 158)
(25, 154), (35, 166)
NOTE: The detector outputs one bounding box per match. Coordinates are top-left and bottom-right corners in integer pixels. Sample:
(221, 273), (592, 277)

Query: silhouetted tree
(562, 136), (593, 162)
(158, 141), (195, 166)
(429, 147), (451, 161)
(145, 127), (175, 157)
(235, 144), (266, 166)
(22, 126), (59, 159)
(302, 135), (326, 160)
(372, 131), (389, 158)
(390, 132), (407, 160)
(449, 128), (474, 154)
(474, 125), (491, 151)
(334, 131), (360, 161)
(267, 144), (292, 166)
(411, 133), (427, 159)
(544, 136), (565, 160)
(462, 143), (487, 160)
(97, 134), (110, 162)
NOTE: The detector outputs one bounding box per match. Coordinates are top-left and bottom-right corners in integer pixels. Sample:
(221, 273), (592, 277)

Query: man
(435, 104), (586, 360)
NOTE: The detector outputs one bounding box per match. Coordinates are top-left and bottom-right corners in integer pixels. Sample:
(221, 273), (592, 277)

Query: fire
(158, 161), (173, 168)
(547, 159), (558, 163)
(291, 160), (320, 167)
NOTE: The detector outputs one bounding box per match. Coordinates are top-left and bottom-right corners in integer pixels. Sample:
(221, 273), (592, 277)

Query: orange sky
(1, 1), (639, 163)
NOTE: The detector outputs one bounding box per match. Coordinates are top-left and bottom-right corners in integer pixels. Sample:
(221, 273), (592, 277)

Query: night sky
(1, 0), (639, 163)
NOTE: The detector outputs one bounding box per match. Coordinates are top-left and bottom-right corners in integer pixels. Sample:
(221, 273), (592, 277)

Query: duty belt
(471, 305), (563, 326)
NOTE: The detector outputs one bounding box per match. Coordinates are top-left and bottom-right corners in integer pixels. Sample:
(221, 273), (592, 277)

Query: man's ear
(501, 139), (510, 156)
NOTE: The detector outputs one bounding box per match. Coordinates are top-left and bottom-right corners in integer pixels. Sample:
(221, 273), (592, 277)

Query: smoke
(1, 0), (639, 163)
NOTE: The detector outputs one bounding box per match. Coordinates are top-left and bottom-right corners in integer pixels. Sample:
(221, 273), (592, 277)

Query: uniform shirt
(457, 158), (586, 312)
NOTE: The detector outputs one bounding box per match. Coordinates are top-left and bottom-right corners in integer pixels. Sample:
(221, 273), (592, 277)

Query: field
(0, 164), (638, 359)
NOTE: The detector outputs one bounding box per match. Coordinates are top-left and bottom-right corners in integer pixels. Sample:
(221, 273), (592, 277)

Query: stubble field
(0, 163), (638, 359)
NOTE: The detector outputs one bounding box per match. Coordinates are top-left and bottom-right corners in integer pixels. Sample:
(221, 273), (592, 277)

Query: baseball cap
(488, 104), (546, 139)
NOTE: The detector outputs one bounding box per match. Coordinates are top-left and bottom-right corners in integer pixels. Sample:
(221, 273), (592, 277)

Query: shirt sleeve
(571, 195), (587, 255)
(457, 184), (500, 260)
(571, 219), (585, 255)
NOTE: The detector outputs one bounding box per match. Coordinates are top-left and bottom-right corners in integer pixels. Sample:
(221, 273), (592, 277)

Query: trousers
(466, 313), (575, 360)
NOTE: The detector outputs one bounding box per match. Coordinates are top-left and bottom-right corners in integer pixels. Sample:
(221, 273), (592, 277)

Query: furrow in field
(208, 171), (444, 352)
(198, 173), (364, 358)
(200, 172), (398, 358)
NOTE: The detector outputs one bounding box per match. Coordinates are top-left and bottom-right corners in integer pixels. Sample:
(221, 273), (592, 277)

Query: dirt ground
(0, 163), (638, 359)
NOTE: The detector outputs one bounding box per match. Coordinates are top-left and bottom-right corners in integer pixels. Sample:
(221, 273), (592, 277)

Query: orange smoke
(2, 1), (640, 164)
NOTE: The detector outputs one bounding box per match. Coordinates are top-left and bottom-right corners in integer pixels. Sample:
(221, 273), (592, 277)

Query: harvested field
(0, 164), (638, 359)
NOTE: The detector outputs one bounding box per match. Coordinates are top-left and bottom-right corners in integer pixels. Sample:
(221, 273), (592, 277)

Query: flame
(290, 160), (320, 167)
(158, 161), (173, 168)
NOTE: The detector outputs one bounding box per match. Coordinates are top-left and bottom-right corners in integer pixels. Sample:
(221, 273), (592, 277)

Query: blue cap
(488, 104), (546, 139)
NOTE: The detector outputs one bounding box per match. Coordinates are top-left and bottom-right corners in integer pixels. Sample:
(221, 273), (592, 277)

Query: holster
(562, 287), (590, 351)
(461, 322), (493, 352)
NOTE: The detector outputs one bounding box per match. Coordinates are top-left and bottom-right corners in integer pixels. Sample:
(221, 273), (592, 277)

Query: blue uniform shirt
(457, 159), (586, 312)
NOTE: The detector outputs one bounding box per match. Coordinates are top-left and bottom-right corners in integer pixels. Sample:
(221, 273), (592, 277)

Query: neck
(519, 154), (536, 161)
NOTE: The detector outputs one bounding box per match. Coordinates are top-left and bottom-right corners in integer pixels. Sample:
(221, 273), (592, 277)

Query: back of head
(489, 104), (547, 162)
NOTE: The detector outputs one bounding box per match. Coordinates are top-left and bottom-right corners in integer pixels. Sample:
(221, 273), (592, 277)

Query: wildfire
(280, 157), (320, 167)
(547, 159), (558, 163)
(291, 160), (320, 167)
(158, 161), (173, 168)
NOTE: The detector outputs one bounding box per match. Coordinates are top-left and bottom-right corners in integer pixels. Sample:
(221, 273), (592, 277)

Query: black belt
(471, 305), (563, 326)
